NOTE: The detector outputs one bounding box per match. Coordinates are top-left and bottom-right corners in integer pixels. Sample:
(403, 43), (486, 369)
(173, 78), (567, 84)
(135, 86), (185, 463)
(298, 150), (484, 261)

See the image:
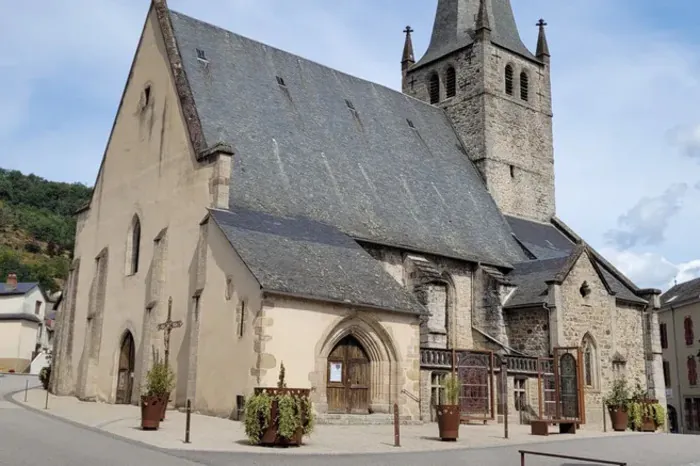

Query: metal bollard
(24, 380), (29, 402)
(185, 399), (191, 443)
(393, 403), (400, 447)
(44, 388), (49, 410)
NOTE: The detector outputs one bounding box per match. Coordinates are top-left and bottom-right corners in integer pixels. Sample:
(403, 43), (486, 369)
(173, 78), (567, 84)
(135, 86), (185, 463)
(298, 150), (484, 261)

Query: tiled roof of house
(661, 277), (700, 307)
(0, 283), (38, 296)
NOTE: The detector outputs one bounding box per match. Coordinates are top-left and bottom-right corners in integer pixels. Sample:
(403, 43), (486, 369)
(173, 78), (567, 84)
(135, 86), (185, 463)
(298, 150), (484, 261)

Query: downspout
(541, 302), (552, 356)
(670, 305), (684, 432)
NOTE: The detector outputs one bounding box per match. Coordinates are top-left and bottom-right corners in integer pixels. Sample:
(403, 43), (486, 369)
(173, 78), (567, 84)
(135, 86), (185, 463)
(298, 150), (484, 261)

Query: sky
(0, 0), (699, 292)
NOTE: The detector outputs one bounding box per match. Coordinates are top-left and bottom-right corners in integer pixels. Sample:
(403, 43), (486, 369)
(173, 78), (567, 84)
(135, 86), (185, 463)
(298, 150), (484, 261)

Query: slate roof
(505, 216), (647, 306)
(209, 208), (423, 314)
(168, 10), (526, 268)
(0, 283), (38, 296)
(0, 313), (41, 324)
(661, 277), (700, 307)
(505, 256), (570, 308)
(413, 0), (537, 69)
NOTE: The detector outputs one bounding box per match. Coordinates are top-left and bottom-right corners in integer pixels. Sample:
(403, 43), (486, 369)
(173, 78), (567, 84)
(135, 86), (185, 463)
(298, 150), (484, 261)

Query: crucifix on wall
(157, 296), (183, 370)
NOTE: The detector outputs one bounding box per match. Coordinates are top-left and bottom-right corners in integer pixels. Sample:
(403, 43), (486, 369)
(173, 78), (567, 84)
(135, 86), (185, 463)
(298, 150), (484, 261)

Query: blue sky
(1, 0), (699, 291)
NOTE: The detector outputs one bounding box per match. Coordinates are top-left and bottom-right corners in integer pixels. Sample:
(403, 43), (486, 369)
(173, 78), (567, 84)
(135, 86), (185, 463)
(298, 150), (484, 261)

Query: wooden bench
(530, 418), (577, 436)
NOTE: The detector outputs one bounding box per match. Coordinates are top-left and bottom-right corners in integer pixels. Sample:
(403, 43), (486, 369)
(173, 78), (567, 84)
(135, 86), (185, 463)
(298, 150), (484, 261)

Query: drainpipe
(670, 305), (684, 432)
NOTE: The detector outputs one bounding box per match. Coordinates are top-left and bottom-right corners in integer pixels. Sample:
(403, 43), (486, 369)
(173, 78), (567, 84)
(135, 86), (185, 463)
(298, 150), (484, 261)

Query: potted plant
(141, 359), (174, 431)
(604, 377), (630, 432)
(243, 362), (314, 447)
(436, 372), (461, 441)
(626, 381), (665, 432)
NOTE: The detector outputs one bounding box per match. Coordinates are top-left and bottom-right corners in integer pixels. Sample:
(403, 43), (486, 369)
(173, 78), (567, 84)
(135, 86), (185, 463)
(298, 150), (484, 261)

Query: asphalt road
(2, 374), (699, 466)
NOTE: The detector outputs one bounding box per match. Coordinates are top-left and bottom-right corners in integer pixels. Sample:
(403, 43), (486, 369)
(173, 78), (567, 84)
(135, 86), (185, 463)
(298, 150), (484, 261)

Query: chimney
(6, 273), (17, 290)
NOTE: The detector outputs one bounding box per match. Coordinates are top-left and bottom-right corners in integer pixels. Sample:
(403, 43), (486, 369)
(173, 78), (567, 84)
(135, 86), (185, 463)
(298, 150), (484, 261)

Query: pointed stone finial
(536, 18), (550, 61)
(402, 25), (415, 65)
(475, 0), (491, 41)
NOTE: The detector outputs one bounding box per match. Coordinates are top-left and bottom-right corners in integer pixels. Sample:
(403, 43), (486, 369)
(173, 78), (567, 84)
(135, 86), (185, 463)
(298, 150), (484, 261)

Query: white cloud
(602, 247), (700, 291)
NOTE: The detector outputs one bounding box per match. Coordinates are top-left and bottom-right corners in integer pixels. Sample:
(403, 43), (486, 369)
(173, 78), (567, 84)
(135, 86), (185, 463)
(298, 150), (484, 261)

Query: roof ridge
(166, 9), (450, 117)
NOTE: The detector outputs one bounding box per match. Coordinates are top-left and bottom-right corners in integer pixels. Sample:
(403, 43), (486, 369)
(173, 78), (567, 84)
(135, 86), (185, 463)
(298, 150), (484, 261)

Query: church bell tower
(402, 0), (555, 223)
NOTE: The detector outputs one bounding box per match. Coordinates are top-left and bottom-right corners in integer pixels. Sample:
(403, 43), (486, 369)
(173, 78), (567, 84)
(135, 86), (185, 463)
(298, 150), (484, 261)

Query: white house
(0, 273), (50, 373)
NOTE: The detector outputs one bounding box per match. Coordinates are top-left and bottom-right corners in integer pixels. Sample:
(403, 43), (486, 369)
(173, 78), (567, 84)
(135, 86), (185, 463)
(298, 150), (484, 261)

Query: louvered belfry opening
(505, 65), (514, 95)
(429, 73), (440, 104)
(445, 66), (456, 98)
(520, 72), (529, 101)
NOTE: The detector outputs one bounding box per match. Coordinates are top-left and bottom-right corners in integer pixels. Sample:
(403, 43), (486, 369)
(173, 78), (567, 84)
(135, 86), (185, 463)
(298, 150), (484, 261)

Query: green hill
(0, 168), (92, 294)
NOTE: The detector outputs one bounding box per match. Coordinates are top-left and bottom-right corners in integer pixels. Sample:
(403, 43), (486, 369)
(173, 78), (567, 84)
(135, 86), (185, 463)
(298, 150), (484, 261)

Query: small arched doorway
(668, 405), (679, 433)
(115, 331), (135, 404)
(327, 335), (370, 414)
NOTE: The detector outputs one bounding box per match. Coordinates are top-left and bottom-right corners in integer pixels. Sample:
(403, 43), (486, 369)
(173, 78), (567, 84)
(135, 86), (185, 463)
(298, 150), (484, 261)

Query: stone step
(315, 413), (423, 425)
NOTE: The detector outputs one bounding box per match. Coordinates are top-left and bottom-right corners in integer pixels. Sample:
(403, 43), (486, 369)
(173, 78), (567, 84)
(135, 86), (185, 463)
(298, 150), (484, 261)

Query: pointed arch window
(429, 73), (440, 104)
(445, 66), (456, 98)
(581, 333), (597, 388)
(505, 65), (514, 95)
(520, 71), (529, 101)
(685, 316), (695, 346)
(127, 215), (141, 275)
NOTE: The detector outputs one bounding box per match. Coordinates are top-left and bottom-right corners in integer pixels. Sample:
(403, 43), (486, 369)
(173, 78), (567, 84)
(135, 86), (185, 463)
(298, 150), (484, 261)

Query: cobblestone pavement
(2, 374), (700, 465)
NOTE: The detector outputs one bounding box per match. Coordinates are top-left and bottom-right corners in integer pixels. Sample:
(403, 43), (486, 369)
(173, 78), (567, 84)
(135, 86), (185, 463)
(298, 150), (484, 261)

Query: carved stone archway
(313, 314), (401, 415)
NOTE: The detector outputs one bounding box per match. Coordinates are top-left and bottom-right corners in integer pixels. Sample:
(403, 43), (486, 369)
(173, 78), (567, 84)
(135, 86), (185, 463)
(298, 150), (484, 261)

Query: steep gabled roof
(167, 9), (526, 268)
(209, 207), (423, 314)
(505, 216), (647, 306)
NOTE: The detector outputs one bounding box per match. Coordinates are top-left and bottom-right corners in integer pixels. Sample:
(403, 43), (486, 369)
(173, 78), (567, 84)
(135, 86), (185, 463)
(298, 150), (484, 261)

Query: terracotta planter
(141, 395), (165, 430)
(608, 406), (628, 432)
(641, 417), (656, 432)
(159, 393), (170, 421)
(253, 388), (311, 447)
(436, 404), (460, 441)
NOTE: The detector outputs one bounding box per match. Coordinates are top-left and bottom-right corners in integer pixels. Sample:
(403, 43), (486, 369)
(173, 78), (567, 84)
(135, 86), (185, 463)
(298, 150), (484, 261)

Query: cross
(537, 18), (547, 28)
(403, 25), (413, 35)
(157, 296), (183, 370)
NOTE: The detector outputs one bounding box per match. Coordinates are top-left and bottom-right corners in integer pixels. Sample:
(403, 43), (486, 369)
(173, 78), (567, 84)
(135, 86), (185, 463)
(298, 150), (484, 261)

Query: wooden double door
(115, 332), (135, 404)
(327, 335), (370, 414)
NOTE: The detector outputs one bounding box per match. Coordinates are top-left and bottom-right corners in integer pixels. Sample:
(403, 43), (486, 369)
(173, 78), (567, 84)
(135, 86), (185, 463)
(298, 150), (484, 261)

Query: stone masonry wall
(404, 37), (555, 223)
(505, 307), (550, 357)
(559, 253), (647, 429)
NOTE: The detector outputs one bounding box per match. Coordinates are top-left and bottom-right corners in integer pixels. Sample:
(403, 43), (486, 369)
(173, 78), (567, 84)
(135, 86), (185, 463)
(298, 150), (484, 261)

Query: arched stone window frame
(428, 72), (440, 104)
(125, 214), (142, 275)
(504, 63), (514, 96)
(519, 70), (530, 101)
(444, 65), (457, 98)
(581, 333), (598, 389)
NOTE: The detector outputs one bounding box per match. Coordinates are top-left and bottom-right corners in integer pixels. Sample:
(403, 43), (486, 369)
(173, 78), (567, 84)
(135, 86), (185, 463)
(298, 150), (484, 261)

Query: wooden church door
(327, 335), (370, 414)
(115, 331), (135, 404)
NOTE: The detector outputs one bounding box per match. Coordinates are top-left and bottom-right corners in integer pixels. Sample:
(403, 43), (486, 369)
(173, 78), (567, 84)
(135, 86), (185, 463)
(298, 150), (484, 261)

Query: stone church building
(52, 0), (666, 429)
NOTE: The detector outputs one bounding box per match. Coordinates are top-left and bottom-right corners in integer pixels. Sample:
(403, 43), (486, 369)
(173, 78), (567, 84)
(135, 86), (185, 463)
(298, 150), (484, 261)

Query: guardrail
(518, 450), (627, 465)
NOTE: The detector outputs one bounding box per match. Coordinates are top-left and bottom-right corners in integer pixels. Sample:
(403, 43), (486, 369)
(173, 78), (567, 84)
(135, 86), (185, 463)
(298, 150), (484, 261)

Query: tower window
(445, 66), (456, 98)
(429, 73), (440, 104)
(520, 72), (529, 101)
(127, 215), (141, 275)
(505, 65), (514, 95)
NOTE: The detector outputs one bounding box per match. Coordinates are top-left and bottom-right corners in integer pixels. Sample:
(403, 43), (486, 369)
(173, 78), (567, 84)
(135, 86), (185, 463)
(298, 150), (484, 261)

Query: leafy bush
(442, 372), (461, 405)
(144, 361), (175, 397)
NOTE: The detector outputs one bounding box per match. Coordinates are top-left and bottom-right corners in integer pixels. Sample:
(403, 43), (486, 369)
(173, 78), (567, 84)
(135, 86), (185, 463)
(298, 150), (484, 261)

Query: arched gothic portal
(315, 315), (402, 416)
(115, 331), (135, 404)
(327, 335), (370, 414)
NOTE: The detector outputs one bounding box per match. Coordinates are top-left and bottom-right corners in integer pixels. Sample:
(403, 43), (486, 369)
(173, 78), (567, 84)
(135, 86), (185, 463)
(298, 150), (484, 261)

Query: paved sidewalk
(12, 388), (643, 455)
